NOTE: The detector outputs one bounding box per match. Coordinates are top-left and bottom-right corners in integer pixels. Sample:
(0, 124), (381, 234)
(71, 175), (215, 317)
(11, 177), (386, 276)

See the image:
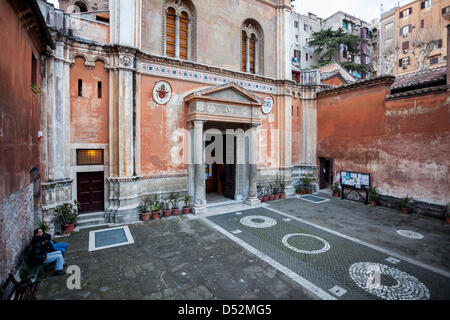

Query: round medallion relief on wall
(262, 96), (274, 114)
(153, 81), (172, 105)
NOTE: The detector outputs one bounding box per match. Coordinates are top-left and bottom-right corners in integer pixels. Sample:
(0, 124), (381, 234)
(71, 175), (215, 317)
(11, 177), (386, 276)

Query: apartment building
(380, 0), (450, 75)
(291, 10), (373, 81)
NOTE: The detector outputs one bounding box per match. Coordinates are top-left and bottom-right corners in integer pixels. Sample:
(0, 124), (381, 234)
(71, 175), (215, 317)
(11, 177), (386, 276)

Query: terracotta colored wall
(0, 0), (41, 199)
(322, 76), (345, 87)
(70, 58), (109, 144)
(139, 75), (208, 175)
(256, 93), (280, 169)
(0, 0), (42, 286)
(317, 83), (450, 204)
(139, 75), (281, 174)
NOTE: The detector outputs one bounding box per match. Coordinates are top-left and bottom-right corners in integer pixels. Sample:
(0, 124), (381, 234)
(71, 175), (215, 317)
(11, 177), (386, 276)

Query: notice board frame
(339, 171), (371, 204)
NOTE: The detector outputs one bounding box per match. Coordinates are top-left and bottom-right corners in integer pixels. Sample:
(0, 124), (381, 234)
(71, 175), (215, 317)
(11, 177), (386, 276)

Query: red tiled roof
(391, 67), (447, 90)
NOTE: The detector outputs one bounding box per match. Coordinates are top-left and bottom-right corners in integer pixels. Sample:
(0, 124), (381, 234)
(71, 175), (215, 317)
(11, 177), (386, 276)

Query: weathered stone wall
(317, 78), (450, 207)
(0, 183), (34, 286)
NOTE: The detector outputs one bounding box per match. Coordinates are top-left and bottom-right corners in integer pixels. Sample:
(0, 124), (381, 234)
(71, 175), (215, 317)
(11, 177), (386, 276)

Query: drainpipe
(132, 57), (137, 177)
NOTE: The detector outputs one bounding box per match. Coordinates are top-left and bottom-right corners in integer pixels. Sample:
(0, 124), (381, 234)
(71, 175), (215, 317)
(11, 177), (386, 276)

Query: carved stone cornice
(41, 179), (73, 189)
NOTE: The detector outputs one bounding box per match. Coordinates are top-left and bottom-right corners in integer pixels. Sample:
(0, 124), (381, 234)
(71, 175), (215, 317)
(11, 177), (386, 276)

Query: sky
(291, 0), (414, 23)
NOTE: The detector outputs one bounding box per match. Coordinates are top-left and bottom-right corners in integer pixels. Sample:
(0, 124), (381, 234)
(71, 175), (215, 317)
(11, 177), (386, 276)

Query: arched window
(163, 0), (196, 61)
(166, 7), (176, 58)
(241, 20), (264, 75)
(74, 1), (88, 12)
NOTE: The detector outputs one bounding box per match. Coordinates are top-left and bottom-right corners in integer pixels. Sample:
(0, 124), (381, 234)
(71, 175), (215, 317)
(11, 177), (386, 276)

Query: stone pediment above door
(185, 83), (263, 125)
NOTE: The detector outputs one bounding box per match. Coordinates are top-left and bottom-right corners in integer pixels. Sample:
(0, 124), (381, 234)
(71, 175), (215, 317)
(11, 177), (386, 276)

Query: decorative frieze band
(140, 62), (277, 94)
(107, 173), (188, 183)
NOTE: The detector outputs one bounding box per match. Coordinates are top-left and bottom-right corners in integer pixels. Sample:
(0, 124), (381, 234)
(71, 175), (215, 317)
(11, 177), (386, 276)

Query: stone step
(77, 212), (105, 221)
(76, 217), (106, 229)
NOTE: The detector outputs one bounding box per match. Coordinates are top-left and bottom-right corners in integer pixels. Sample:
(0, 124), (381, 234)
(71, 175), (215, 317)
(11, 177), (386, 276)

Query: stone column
(246, 124), (260, 206)
(193, 120), (206, 214)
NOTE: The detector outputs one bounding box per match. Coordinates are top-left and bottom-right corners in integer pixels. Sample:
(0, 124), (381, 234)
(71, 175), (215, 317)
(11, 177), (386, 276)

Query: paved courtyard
(35, 195), (450, 300)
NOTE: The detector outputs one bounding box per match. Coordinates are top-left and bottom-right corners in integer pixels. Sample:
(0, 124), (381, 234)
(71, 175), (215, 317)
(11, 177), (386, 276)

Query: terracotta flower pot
(280, 193), (286, 199)
(274, 194), (280, 200)
(258, 197), (263, 202)
(333, 193), (339, 198)
(446, 216), (450, 224)
(269, 195), (275, 201)
(152, 211), (160, 220)
(183, 207), (191, 214)
(263, 196), (269, 202)
(307, 189), (313, 194)
(401, 207), (411, 214)
(140, 213), (150, 221)
(62, 223), (75, 233)
(172, 208), (180, 216)
(369, 201), (376, 207)
(163, 209), (171, 217)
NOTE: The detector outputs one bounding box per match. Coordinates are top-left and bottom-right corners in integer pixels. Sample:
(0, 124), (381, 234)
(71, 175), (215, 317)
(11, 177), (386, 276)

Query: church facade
(37, 0), (320, 230)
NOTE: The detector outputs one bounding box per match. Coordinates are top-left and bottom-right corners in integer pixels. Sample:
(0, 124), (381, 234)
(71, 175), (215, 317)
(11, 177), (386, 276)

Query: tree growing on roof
(308, 27), (367, 75)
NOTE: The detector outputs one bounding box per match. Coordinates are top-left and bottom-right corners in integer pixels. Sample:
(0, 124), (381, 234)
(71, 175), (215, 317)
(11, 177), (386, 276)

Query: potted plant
(400, 195), (413, 214)
(263, 186), (269, 202)
(273, 184), (280, 200)
(36, 220), (50, 234)
(162, 199), (171, 218)
(279, 183), (286, 199)
(268, 183), (275, 201)
(55, 201), (80, 233)
(332, 183), (340, 198)
(151, 203), (160, 220)
(138, 197), (151, 221)
(183, 194), (192, 214)
(301, 173), (315, 194)
(296, 186), (304, 195)
(257, 185), (263, 202)
(368, 186), (379, 206)
(169, 193), (180, 216)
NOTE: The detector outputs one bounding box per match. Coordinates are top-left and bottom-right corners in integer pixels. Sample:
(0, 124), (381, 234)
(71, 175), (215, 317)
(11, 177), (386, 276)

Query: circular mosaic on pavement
(396, 230), (424, 239)
(281, 233), (331, 255)
(239, 215), (277, 228)
(349, 262), (430, 300)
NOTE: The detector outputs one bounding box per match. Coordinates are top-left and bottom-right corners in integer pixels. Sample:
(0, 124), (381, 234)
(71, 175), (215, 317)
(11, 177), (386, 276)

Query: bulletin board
(339, 171), (371, 204)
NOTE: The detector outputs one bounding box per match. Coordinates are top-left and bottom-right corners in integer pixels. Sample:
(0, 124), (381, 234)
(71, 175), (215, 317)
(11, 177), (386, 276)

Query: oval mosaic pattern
(282, 233), (331, 255)
(239, 215), (277, 228)
(349, 262), (430, 300)
(396, 230), (424, 239)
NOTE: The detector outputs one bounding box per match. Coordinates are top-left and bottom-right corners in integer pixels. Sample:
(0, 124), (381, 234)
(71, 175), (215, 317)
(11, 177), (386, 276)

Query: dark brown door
(319, 157), (326, 189)
(77, 172), (104, 213)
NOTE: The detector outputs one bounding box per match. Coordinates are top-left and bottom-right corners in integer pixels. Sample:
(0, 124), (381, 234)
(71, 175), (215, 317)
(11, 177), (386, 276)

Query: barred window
(76, 149), (104, 166)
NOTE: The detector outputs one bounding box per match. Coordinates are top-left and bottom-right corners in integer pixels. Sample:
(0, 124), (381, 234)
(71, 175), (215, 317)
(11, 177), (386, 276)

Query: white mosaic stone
(349, 262), (430, 300)
(235, 212), (242, 215)
(281, 233), (331, 255)
(231, 229), (242, 234)
(239, 215), (277, 229)
(282, 218), (292, 222)
(396, 230), (424, 239)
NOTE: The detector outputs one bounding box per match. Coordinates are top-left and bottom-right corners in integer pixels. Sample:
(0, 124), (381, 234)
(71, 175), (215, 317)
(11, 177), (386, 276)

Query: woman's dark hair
(33, 228), (42, 235)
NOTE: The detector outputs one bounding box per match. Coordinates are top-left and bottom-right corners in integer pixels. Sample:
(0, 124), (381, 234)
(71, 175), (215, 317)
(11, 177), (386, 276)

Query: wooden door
(319, 158), (326, 189)
(77, 172), (104, 213)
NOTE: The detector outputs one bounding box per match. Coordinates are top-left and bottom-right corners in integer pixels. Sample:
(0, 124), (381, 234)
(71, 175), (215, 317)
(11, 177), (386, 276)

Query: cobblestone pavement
(35, 197), (450, 300)
(35, 215), (315, 300)
(207, 206), (450, 300)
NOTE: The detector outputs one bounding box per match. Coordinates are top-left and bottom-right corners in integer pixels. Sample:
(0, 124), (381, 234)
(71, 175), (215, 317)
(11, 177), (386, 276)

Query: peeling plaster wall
(141, 0), (278, 78)
(70, 58), (109, 144)
(317, 83), (450, 205)
(0, 0), (42, 285)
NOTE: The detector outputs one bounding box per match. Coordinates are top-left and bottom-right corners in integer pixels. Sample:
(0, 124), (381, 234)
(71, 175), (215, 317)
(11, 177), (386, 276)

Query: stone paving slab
(35, 215), (314, 300)
(207, 207), (450, 300)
